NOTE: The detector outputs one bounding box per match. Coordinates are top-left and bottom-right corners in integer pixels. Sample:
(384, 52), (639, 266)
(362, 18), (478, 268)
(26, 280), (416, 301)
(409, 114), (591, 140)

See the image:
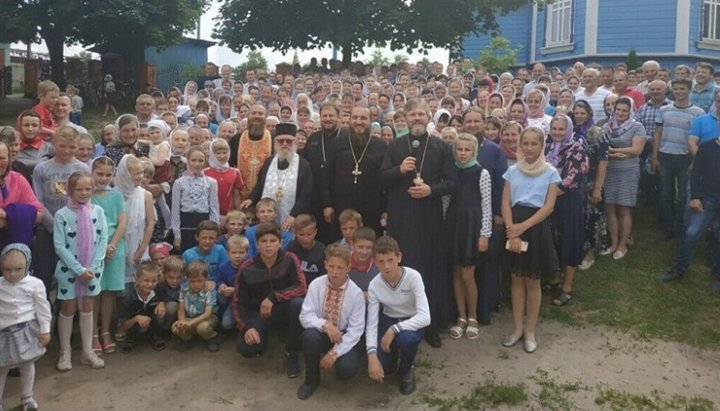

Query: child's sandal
(466, 319), (480, 340)
(92, 335), (103, 354)
(101, 332), (116, 354)
(449, 318), (467, 339)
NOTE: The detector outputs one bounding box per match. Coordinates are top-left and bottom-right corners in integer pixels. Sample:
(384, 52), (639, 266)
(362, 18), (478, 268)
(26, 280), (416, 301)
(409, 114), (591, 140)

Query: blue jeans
(658, 153), (691, 235)
(376, 313), (424, 376)
(672, 195), (720, 278)
(70, 112), (82, 125)
(217, 294), (235, 331)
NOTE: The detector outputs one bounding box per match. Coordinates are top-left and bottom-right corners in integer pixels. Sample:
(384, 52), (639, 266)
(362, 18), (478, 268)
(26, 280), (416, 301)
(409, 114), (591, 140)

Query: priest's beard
(276, 146), (296, 163)
(410, 123), (427, 137)
(350, 128), (371, 148)
(248, 121), (265, 140)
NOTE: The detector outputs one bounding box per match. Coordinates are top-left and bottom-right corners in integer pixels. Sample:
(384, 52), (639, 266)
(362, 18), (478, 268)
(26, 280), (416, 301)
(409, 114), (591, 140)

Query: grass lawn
(2, 104), (718, 350)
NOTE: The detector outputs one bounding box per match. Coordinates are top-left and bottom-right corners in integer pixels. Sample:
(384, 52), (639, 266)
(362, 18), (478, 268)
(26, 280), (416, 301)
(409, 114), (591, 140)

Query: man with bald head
(575, 68), (610, 122)
(636, 60), (660, 95)
(229, 104), (273, 198)
(613, 70), (645, 109)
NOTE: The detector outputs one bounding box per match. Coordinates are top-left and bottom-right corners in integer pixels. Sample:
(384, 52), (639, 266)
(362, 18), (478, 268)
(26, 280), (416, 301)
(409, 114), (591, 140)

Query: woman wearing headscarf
(601, 97), (645, 261)
(182, 81), (199, 106)
(526, 89), (552, 135)
(508, 98), (529, 129)
(103, 115), (150, 166)
(545, 115), (587, 306)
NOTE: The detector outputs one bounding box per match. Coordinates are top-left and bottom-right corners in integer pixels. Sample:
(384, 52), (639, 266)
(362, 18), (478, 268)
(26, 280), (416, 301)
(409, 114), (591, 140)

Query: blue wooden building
(462, 0), (720, 70)
(145, 38), (215, 91)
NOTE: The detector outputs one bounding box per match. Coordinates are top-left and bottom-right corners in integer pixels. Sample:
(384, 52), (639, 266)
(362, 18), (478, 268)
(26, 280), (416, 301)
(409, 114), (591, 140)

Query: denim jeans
(672, 195), (720, 278)
(658, 153), (691, 235)
(376, 313), (424, 376)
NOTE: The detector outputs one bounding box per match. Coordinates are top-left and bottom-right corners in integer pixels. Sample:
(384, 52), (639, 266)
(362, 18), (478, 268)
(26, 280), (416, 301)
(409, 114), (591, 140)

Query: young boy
(182, 220), (229, 283)
(172, 260), (220, 352)
(31, 80), (59, 140)
(348, 227), (380, 299)
(217, 234), (249, 331)
(286, 214), (326, 285)
(366, 236), (430, 395)
(116, 262), (165, 352)
(233, 222), (307, 377)
(155, 255), (184, 335)
(32, 126), (89, 292)
(217, 210), (246, 249)
(244, 198), (293, 258)
(297, 244), (366, 400)
(67, 85), (84, 126)
(337, 208), (363, 248)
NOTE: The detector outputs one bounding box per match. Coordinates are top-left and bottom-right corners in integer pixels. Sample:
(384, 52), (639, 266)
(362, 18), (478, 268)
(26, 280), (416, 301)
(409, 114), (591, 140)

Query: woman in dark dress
(446, 133), (492, 340)
(545, 115), (587, 306)
(103, 114), (150, 166)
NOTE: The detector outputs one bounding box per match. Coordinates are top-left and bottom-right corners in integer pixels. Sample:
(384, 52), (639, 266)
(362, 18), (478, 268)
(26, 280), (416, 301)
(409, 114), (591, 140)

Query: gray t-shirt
(32, 158), (90, 231)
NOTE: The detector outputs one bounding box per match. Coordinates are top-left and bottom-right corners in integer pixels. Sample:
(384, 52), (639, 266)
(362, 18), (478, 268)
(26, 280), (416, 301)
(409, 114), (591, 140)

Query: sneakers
(399, 369), (416, 395)
(206, 337), (220, 353)
(578, 258), (595, 270)
(659, 269), (684, 283)
(56, 350), (72, 372)
(285, 352), (301, 378)
(21, 397), (39, 411)
(80, 351), (105, 369)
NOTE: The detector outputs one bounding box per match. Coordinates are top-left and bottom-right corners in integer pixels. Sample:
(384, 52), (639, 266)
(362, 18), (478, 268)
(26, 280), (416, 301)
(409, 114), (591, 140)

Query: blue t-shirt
(502, 165), (561, 208)
(182, 244), (229, 282)
(244, 224), (293, 258)
(689, 113), (720, 146)
(216, 259), (245, 288)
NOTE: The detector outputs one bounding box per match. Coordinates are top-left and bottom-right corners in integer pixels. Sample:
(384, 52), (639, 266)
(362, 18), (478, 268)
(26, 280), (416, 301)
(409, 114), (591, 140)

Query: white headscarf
(114, 154), (146, 231)
(208, 140), (229, 172)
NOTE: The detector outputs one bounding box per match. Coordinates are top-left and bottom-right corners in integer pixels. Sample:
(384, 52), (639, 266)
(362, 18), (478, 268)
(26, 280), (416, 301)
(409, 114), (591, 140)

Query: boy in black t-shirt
(117, 262), (165, 352)
(286, 214), (326, 285)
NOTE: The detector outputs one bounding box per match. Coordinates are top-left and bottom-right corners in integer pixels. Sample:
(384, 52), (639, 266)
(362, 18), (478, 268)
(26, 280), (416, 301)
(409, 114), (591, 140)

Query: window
(545, 0), (573, 47)
(702, 0), (720, 41)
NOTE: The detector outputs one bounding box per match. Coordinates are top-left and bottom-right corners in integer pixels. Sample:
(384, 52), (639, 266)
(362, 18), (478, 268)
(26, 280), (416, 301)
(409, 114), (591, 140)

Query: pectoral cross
(352, 165), (362, 184)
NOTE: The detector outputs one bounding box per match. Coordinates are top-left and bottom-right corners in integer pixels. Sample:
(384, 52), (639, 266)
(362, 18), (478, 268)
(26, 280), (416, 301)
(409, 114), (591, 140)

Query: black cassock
(322, 134), (388, 237)
(380, 133), (458, 328)
(303, 130), (339, 243)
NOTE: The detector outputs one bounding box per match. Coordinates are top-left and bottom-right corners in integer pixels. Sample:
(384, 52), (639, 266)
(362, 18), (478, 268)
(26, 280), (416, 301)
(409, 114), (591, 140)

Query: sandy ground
(3, 311), (719, 411)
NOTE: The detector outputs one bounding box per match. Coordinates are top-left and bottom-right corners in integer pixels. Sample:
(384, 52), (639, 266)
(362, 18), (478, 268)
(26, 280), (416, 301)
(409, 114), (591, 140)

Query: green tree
(233, 51), (268, 82)
(626, 49), (639, 71)
(475, 36), (520, 74)
(74, 51), (94, 64)
(393, 54), (409, 64)
(368, 50), (390, 67)
(214, 0), (539, 68)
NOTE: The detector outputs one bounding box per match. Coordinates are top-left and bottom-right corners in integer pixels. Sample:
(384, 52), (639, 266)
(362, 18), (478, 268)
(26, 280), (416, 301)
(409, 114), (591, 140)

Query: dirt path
(4, 311), (719, 410)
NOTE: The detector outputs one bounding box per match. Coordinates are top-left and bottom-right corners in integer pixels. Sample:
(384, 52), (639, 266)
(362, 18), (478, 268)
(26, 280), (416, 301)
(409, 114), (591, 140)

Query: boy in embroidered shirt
(366, 236), (430, 396)
(155, 255), (184, 334)
(116, 262), (166, 352)
(286, 214), (326, 285)
(337, 208), (362, 248)
(172, 260), (220, 352)
(244, 197), (292, 258)
(181, 220), (228, 283)
(31, 80), (59, 140)
(348, 227), (380, 300)
(216, 234), (249, 331)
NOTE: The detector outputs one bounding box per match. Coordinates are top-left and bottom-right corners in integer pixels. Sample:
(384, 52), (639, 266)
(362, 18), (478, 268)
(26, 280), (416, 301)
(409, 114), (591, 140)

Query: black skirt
(180, 212), (209, 253)
(503, 205), (558, 279)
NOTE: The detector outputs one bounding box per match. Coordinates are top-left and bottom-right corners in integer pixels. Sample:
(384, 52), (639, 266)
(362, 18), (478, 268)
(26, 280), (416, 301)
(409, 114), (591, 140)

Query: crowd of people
(1, 56), (719, 409)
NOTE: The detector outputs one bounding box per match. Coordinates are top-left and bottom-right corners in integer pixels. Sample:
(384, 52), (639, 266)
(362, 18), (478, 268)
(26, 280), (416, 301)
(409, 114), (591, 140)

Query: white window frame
(545, 0), (573, 48)
(702, 0), (720, 42)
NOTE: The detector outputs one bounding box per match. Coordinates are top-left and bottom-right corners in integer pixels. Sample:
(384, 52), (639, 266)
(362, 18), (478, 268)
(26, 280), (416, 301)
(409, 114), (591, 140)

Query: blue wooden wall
(145, 42), (210, 92)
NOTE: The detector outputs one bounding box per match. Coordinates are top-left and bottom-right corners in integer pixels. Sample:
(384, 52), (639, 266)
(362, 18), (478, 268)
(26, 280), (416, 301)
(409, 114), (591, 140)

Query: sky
(13, 2), (450, 69)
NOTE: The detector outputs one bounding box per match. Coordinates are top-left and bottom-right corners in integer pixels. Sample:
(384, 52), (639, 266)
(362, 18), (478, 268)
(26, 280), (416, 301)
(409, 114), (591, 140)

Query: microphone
(411, 138), (420, 158)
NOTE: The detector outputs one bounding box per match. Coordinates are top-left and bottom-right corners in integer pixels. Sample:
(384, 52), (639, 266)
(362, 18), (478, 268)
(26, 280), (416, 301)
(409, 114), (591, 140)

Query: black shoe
(285, 352), (301, 378)
(659, 269), (683, 283)
(399, 369), (416, 395)
(206, 337), (220, 353)
(425, 332), (442, 348)
(297, 382), (318, 400)
(177, 339), (195, 352)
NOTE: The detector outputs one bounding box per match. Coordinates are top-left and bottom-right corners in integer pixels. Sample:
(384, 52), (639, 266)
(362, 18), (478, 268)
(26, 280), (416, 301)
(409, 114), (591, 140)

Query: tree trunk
(341, 42), (353, 68)
(44, 27), (65, 87)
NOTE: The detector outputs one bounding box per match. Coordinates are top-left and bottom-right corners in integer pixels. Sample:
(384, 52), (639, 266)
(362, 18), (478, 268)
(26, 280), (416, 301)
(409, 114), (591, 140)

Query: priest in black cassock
(244, 123), (313, 232)
(321, 106), (387, 237)
(303, 103), (341, 243)
(380, 99), (458, 347)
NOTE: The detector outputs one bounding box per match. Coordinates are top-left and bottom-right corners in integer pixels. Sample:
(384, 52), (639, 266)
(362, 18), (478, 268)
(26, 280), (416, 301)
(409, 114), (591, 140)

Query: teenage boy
(337, 208), (362, 248)
(366, 236), (430, 395)
(286, 214), (326, 285)
(297, 244), (365, 399)
(233, 222), (307, 377)
(348, 227), (380, 299)
(182, 220), (229, 283)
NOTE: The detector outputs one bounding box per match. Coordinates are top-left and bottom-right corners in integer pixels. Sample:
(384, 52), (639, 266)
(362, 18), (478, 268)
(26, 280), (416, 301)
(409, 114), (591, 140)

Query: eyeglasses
(275, 138), (295, 145)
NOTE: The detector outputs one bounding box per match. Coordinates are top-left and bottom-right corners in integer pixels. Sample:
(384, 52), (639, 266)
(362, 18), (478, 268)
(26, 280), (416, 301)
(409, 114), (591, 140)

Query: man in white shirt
(366, 236), (431, 395)
(575, 68), (610, 123)
(297, 245), (366, 400)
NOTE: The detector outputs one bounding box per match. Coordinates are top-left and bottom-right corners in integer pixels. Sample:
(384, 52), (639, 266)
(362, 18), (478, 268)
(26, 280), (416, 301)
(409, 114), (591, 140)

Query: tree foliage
(233, 51), (268, 82)
(475, 36), (520, 74)
(214, 0), (535, 67)
(626, 49), (639, 71)
(368, 50), (390, 67)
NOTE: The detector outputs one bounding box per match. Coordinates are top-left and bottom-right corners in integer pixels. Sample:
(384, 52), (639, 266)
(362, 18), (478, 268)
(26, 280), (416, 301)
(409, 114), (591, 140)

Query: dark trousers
(32, 226), (57, 296)
(301, 328), (360, 385)
(376, 313), (424, 376)
(235, 297), (304, 357)
(658, 153), (691, 235)
(128, 315), (163, 340)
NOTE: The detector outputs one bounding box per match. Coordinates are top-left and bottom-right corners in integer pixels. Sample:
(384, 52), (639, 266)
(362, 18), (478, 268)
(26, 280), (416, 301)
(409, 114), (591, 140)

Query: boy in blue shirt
(217, 234), (249, 331)
(182, 220), (229, 283)
(244, 197), (292, 258)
